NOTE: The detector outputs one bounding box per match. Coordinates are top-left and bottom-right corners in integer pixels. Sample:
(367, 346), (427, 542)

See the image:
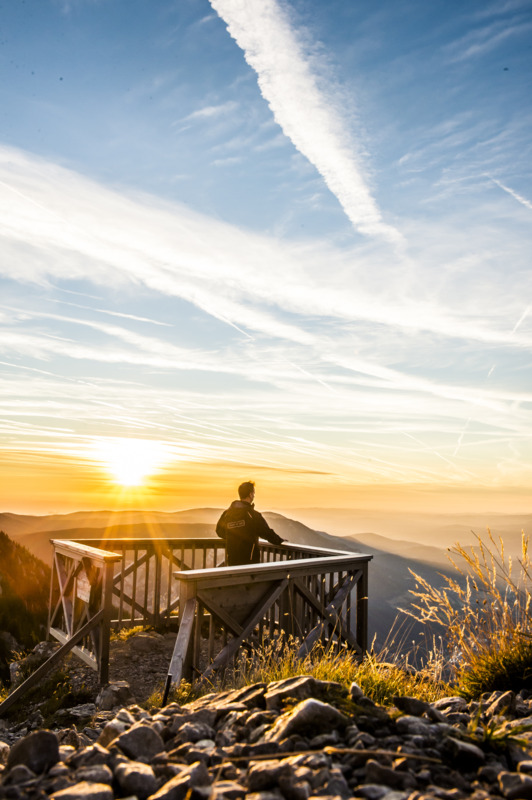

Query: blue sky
(1, 0), (531, 512)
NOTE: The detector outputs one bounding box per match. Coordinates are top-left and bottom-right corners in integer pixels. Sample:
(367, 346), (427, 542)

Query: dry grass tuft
(402, 530), (532, 698)
(229, 635), (450, 706)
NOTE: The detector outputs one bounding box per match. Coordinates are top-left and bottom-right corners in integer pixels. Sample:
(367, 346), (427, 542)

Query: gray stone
(96, 680), (135, 710)
(9, 662), (22, 685)
(148, 760), (211, 800)
(115, 707), (136, 724)
(353, 785), (390, 800)
(264, 676), (343, 710)
(66, 743), (111, 769)
(395, 715), (433, 737)
(57, 702), (97, 719)
(7, 729), (59, 773)
(3, 763), (36, 784)
(76, 764), (114, 784)
(479, 761), (508, 783)
(441, 736), (485, 769)
(115, 759), (157, 799)
(444, 711), (473, 725)
(365, 759), (416, 790)
(393, 695), (431, 717)
(82, 727), (101, 742)
(57, 727), (81, 749)
(432, 696), (467, 712)
(115, 722), (165, 759)
(499, 771), (532, 799)
(505, 716), (532, 730)
(519, 762), (532, 775)
(210, 779), (247, 799)
(171, 720), (216, 744)
(97, 719), (128, 747)
(278, 776), (311, 800)
(249, 723), (273, 744)
(487, 690), (516, 718)
(170, 708), (218, 733)
(215, 684), (268, 710)
(0, 741), (9, 765)
(247, 760), (293, 792)
(322, 766), (352, 797)
(264, 698), (349, 743)
(286, 753), (330, 771)
(58, 745), (76, 762)
(308, 730), (340, 748)
(51, 781), (114, 800)
(49, 763), (71, 778)
(350, 682), (365, 700)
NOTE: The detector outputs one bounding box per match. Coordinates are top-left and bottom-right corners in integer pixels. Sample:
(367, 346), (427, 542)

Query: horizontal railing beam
(72, 537), (342, 559)
(175, 554), (372, 588)
(51, 539), (121, 563)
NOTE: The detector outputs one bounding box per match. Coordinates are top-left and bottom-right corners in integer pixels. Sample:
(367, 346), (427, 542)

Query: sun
(94, 437), (172, 488)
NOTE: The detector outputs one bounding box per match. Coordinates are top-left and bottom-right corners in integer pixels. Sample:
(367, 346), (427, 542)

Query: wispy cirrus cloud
(444, 17), (532, 62)
(1, 145), (530, 352)
(209, 0), (402, 245)
(1, 143), (532, 488)
(183, 100), (239, 121)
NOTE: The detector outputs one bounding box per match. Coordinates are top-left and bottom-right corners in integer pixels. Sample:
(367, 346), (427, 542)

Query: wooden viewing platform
(0, 537), (372, 715)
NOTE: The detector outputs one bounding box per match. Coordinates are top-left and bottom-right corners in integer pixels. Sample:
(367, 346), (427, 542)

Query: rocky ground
(5, 630), (177, 712)
(2, 665), (532, 799)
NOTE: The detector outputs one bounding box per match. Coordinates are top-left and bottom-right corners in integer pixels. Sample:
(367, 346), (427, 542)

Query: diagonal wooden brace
(293, 573), (361, 651)
(0, 610), (104, 717)
(195, 578), (289, 689)
(297, 571), (363, 657)
(196, 591), (244, 638)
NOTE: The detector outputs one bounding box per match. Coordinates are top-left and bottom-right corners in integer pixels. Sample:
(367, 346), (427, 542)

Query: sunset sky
(1, 0), (531, 514)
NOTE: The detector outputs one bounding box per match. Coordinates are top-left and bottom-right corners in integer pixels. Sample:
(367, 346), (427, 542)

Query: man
(216, 481), (285, 566)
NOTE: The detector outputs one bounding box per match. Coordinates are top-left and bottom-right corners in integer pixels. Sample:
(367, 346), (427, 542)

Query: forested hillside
(0, 531), (50, 685)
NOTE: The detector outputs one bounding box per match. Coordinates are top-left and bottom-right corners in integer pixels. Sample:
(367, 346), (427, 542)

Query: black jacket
(215, 500), (284, 565)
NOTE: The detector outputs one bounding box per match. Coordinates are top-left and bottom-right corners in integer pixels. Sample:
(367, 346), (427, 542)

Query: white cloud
(183, 101), (239, 121)
(1, 144), (531, 486)
(491, 178), (532, 212)
(209, 0), (402, 245)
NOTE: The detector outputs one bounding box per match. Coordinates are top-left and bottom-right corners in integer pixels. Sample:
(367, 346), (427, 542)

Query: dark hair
(238, 481), (255, 500)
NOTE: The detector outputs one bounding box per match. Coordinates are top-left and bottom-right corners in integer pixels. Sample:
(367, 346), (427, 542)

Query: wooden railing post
(356, 560), (369, 654)
(98, 559), (115, 685)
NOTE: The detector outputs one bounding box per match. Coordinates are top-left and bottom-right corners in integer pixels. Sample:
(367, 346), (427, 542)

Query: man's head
(238, 480), (255, 502)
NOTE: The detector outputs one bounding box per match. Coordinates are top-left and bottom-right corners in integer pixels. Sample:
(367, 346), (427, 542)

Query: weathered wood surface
(47, 541), (119, 683)
(165, 550), (372, 694)
(0, 542), (119, 716)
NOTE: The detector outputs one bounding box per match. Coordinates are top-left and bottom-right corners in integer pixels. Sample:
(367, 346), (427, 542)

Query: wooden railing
(164, 548), (371, 701)
(0, 537), (371, 715)
(0, 539), (120, 716)
(64, 538), (334, 630)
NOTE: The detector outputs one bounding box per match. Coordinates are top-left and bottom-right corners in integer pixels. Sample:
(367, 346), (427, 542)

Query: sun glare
(94, 438), (172, 488)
